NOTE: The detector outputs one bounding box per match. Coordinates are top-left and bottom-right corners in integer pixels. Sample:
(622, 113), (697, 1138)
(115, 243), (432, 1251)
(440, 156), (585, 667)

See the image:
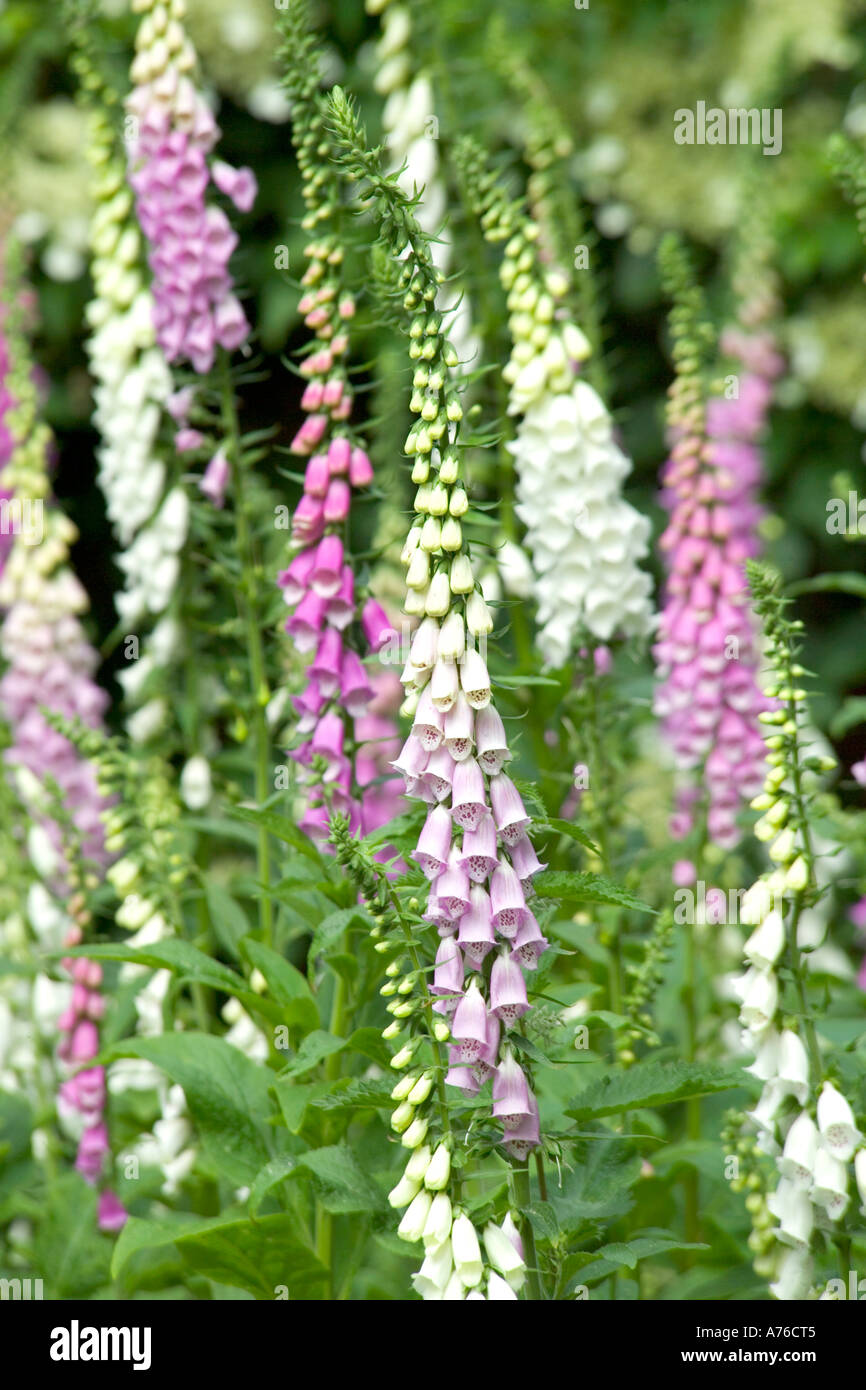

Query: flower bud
(424, 1143), (451, 1191)
(398, 1189), (433, 1241)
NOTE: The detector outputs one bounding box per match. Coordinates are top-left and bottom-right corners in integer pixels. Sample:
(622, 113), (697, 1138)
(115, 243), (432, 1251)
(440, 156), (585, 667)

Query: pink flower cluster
(280, 263), (402, 837)
(126, 64), (255, 373)
(654, 335), (782, 850)
(393, 627), (548, 1158)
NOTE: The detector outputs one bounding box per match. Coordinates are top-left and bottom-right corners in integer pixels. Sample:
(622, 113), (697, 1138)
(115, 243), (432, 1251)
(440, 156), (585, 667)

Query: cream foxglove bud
(423, 1191), (452, 1246)
(466, 590), (493, 636)
(398, 1189), (433, 1241)
(449, 554), (474, 594)
(487, 1271), (518, 1300)
(744, 911), (785, 970)
(451, 1212), (483, 1287)
(180, 754), (211, 810)
(817, 1082), (862, 1161)
(404, 1145), (432, 1184)
(738, 967), (778, 1034)
(777, 1030), (810, 1106)
(420, 516), (442, 551)
(407, 1072), (434, 1105)
(388, 1174), (422, 1209)
(740, 880), (774, 926)
(425, 571), (451, 616)
(440, 517), (462, 551)
(401, 524), (422, 565)
(391, 1073), (419, 1101)
(785, 856), (809, 893)
(391, 1100), (415, 1133)
(438, 610), (465, 661)
(402, 1115), (429, 1149)
(424, 1143), (451, 1191)
(406, 548), (430, 590)
(459, 648), (491, 709)
(768, 827), (796, 865)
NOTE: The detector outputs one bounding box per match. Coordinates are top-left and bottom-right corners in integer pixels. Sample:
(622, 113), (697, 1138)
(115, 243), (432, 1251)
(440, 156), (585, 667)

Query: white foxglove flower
(738, 966), (778, 1034)
(398, 1189), (433, 1242)
(743, 911), (785, 970)
(180, 755), (212, 810)
(776, 1030), (810, 1105)
(487, 1271), (518, 1300)
(777, 1110), (818, 1187)
(412, 1238), (453, 1298)
(769, 1248), (813, 1302)
(483, 1220), (526, 1290)
(451, 1212), (483, 1288)
(422, 1191), (452, 1247)
(811, 1146), (849, 1219)
(388, 1174), (421, 1210)
(854, 1149), (866, 1214)
(816, 1082), (862, 1161)
(767, 1177), (813, 1249)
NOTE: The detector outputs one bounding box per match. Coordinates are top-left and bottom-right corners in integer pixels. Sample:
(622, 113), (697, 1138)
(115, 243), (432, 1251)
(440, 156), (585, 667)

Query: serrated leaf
(281, 1030), (346, 1077)
(248, 1155), (297, 1217)
(112, 1212), (326, 1297)
(308, 1077), (394, 1114)
(566, 1061), (745, 1120)
(534, 871), (655, 913)
(541, 818), (601, 855)
(568, 1232), (708, 1289)
(103, 1034), (276, 1186)
(307, 907), (371, 966)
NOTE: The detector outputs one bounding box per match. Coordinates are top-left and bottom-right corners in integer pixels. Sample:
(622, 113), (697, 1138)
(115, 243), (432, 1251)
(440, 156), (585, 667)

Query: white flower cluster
(733, 884), (864, 1299)
(496, 235), (654, 665)
(388, 1136), (526, 1300)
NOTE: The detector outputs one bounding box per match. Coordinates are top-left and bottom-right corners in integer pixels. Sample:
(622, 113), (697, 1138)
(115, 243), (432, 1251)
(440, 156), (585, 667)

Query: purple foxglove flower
(476, 704), (510, 775)
(490, 860), (530, 938)
(412, 685), (445, 752)
(445, 1045), (480, 1093)
(291, 413), (328, 454)
(309, 628), (343, 699)
(291, 493), (325, 545)
(328, 436), (351, 473)
(511, 912), (548, 970)
(444, 691), (474, 761)
(309, 534), (344, 598)
(501, 1093), (540, 1160)
(493, 1051), (534, 1130)
(324, 479), (351, 525)
(69, 1019), (100, 1063)
(303, 452), (330, 496)
(456, 885), (496, 968)
(293, 681), (325, 732)
(361, 598), (395, 654)
(473, 1009), (501, 1084)
(424, 896), (455, 935)
(211, 160), (258, 212)
(75, 1121), (109, 1182)
(301, 380), (326, 412)
(391, 733), (429, 782)
(324, 566), (355, 630)
(175, 427), (204, 453)
(167, 386), (195, 423)
(450, 978), (489, 1062)
(199, 448), (230, 507)
(451, 757), (487, 832)
(490, 773), (531, 845)
(431, 656), (459, 712)
(509, 834), (546, 887)
(459, 816), (499, 883)
(349, 446), (374, 487)
(97, 1190), (128, 1233)
(490, 950), (529, 1026)
(412, 804), (452, 879)
(311, 711), (344, 769)
(420, 745), (455, 802)
(278, 549), (316, 605)
(431, 936), (465, 1007)
(340, 649), (374, 717)
(432, 849), (471, 920)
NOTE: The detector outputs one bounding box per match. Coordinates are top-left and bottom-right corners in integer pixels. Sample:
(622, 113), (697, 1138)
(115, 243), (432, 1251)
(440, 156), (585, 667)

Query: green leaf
(56, 941), (270, 1019)
(104, 1034), (276, 1185)
(540, 818), (601, 855)
(280, 1030), (347, 1078)
(294, 1144), (384, 1213)
(307, 908), (371, 966)
(830, 696), (866, 740)
(308, 1077), (394, 1115)
(788, 571), (866, 600)
(568, 1232), (708, 1289)
(240, 937), (319, 1032)
(534, 871), (656, 914)
(230, 805), (325, 863)
(273, 1078), (333, 1133)
(34, 1175), (111, 1298)
(248, 1155), (297, 1217)
(112, 1212), (326, 1298)
(566, 1061), (745, 1120)
(204, 881), (250, 959)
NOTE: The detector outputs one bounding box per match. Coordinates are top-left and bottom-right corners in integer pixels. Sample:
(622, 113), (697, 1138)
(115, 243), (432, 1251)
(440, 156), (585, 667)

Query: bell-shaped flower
(490, 951), (529, 1026)
(483, 1221), (526, 1291)
(744, 911), (785, 970)
(777, 1110), (818, 1188)
(817, 1082), (862, 1161)
(398, 1189), (433, 1242)
(811, 1146), (849, 1220)
(451, 1212), (483, 1287)
(423, 1191), (452, 1247)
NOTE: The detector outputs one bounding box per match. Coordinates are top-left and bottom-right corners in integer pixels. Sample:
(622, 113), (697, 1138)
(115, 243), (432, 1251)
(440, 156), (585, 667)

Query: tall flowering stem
(455, 136), (654, 668)
(328, 85), (548, 1300)
(0, 247), (124, 1230)
(277, 4), (402, 843)
(655, 234), (772, 853)
(728, 562), (863, 1300)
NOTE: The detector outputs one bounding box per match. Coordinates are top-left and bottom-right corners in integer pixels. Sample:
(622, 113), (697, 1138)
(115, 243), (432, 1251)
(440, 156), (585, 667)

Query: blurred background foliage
(2, 0), (866, 777)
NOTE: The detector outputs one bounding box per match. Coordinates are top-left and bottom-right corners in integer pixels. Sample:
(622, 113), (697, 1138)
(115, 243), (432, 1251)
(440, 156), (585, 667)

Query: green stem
(512, 1164), (542, 1300)
(218, 351), (273, 945)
